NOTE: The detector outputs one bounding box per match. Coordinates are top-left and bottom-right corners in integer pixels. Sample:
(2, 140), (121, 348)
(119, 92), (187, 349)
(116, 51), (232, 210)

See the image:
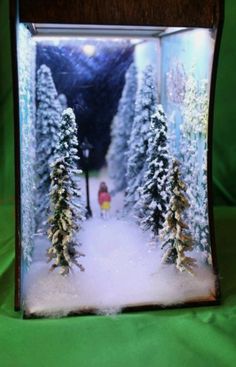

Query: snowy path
(26, 215), (216, 316)
(24, 170), (216, 316)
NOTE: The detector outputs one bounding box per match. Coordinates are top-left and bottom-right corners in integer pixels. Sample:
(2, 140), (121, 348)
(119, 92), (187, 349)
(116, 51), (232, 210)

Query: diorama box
(10, 0), (224, 317)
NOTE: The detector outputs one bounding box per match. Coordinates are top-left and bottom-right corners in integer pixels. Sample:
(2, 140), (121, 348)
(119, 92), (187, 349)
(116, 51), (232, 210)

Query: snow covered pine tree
(47, 108), (85, 275)
(137, 105), (170, 238)
(35, 64), (62, 229)
(160, 160), (196, 274)
(124, 64), (158, 214)
(180, 69), (200, 240)
(194, 144), (211, 264)
(54, 108), (85, 221)
(107, 63), (137, 194)
(180, 73), (210, 263)
(47, 157), (85, 275)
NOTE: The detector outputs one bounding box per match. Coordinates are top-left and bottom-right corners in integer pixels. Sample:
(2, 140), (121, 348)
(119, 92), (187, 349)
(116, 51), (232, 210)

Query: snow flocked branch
(160, 159), (197, 275)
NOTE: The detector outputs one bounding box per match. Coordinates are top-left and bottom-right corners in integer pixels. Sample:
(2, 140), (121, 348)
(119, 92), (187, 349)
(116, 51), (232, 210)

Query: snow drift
(24, 216), (216, 317)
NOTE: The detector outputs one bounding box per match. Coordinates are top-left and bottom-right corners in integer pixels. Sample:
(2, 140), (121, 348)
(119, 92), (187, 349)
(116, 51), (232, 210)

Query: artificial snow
(23, 171), (216, 317)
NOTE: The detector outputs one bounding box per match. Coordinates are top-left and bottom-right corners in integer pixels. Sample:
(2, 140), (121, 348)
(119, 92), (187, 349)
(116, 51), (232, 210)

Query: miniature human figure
(98, 182), (111, 219)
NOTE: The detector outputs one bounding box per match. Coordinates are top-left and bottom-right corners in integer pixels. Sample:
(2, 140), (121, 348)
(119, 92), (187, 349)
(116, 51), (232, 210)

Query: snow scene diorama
(17, 23), (218, 317)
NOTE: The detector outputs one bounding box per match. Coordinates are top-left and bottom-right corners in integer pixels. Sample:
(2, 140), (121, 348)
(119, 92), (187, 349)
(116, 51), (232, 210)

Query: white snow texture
(24, 172), (216, 317)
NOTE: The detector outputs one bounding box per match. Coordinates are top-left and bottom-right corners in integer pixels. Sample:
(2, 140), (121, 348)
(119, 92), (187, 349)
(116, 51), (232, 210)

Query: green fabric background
(0, 0), (236, 366)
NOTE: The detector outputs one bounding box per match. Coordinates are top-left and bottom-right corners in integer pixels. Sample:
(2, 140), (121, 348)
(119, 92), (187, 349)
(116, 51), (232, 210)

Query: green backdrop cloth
(0, 206), (236, 367)
(1, 0), (236, 366)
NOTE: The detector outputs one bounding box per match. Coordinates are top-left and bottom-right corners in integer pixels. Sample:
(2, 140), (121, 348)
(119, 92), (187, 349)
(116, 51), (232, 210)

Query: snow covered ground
(24, 169), (217, 317)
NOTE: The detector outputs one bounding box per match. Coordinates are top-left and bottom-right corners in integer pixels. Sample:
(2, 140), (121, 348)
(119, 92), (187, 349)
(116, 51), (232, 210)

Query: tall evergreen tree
(180, 69), (201, 238)
(54, 108), (85, 220)
(124, 64), (158, 213)
(137, 105), (170, 237)
(160, 160), (196, 274)
(194, 146), (211, 264)
(35, 64), (62, 229)
(107, 63), (137, 194)
(18, 24), (36, 267)
(47, 158), (85, 275)
(180, 73), (210, 262)
(47, 108), (85, 275)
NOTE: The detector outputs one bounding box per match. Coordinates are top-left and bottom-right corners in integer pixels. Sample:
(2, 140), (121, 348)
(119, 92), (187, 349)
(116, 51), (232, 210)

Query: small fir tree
(124, 64), (158, 213)
(47, 157), (85, 275)
(160, 160), (196, 274)
(137, 105), (170, 237)
(35, 64), (62, 229)
(107, 63), (137, 193)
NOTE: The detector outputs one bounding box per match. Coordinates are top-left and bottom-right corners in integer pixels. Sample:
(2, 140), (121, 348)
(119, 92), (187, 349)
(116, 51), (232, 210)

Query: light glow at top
(82, 44), (96, 57)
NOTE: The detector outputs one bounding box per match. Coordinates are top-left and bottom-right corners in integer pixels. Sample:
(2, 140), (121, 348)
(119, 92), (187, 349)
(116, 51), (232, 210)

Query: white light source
(82, 44), (96, 56)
